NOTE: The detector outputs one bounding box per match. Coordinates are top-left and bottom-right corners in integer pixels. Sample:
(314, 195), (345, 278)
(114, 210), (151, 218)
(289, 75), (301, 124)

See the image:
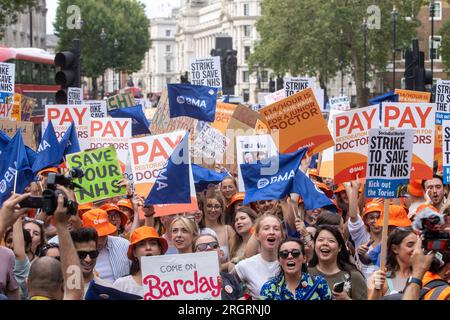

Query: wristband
(406, 276), (422, 288)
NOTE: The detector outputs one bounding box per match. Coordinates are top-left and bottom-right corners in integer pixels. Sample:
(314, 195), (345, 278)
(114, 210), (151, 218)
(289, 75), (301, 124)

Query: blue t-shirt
(368, 243), (381, 267)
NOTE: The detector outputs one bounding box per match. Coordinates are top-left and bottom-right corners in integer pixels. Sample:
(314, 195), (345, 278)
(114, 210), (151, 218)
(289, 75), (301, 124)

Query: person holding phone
(260, 238), (332, 300)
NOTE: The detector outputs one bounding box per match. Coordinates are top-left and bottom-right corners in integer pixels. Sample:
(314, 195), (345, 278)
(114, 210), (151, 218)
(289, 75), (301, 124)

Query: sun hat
(375, 205), (412, 227)
(82, 209), (117, 237)
(127, 226), (168, 259)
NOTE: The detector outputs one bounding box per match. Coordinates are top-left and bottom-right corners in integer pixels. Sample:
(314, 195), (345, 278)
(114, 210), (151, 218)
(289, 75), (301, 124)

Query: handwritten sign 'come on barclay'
(141, 251), (220, 300)
(189, 57), (222, 88)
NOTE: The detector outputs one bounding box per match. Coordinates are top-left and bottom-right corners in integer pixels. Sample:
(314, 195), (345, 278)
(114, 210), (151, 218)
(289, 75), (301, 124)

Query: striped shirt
(96, 236), (131, 283)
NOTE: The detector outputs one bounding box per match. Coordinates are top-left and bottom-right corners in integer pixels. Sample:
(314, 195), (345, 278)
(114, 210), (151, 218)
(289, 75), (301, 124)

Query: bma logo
(257, 170), (295, 189)
(257, 178), (270, 189)
(176, 96), (207, 108)
(314, 184), (325, 195)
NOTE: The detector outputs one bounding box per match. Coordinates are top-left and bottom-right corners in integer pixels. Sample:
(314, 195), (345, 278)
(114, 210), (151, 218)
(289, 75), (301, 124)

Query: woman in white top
(232, 214), (285, 299)
(113, 226), (168, 298)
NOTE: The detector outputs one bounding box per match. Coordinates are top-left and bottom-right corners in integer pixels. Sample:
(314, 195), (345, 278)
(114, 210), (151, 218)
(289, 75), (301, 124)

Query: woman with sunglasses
(260, 238), (332, 300)
(113, 226), (168, 297)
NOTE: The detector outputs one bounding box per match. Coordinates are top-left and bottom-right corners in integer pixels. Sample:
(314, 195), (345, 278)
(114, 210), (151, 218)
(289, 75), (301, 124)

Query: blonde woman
(169, 216), (199, 254)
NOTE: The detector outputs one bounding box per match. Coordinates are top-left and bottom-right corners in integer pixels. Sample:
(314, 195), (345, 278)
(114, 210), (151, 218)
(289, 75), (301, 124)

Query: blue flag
(291, 170), (334, 211)
(368, 91), (398, 105)
(85, 280), (141, 300)
(0, 130), (36, 173)
(241, 148), (307, 205)
(192, 164), (228, 192)
(109, 105), (151, 136)
(168, 83), (218, 122)
(32, 121), (63, 174)
(60, 122), (81, 156)
(145, 132), (191, 205)
(0, 129), (34, 206)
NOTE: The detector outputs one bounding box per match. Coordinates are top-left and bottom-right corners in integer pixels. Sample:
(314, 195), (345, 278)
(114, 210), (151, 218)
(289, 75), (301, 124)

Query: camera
(20, 169), (83, 215)
(413, 209), (450, 252)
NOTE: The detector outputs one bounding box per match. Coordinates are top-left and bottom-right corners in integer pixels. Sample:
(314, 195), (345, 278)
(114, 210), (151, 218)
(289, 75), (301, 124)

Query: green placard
(67, 146), (126, 204)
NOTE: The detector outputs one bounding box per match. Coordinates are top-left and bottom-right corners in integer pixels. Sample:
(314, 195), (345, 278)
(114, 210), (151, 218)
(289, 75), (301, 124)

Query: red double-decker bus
(0, 47), (59, 124)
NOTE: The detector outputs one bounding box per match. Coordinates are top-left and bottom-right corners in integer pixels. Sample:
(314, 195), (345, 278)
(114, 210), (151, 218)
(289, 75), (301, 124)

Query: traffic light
(54, 39), (81, 104)
(404, 39), (433, 91)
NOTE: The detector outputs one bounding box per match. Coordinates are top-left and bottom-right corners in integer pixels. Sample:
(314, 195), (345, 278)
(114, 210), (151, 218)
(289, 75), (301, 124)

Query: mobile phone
(367, 240), (375, 247)
(333, 281), (345, 293)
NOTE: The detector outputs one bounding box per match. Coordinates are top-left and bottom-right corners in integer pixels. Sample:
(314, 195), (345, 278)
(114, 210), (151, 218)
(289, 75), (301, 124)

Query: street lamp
(339, 29), (344, 96)
(391, 5), (399, 90)
(100, 28), (106, 98)
(113, 39), (119, 93)
(430, 0), (435, 81)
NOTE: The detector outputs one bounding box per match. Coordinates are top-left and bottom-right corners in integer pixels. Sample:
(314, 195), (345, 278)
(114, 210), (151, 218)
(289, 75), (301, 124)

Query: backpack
(379, 279), (449, 300)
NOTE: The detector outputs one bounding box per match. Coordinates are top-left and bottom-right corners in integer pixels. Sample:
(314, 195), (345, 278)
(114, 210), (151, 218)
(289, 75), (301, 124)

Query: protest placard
(0, 103), (14, 119)
(0, 62), (15, 103)
(0, 119), (35, 149)
(365, 128), (413, 198)
(67, 146), (126, 204)
(231, 104), (265, 129)
(381, 103), (435, 180)
(84, 100), (108, 118)
(211, 102), (236, 134)
(68, 87), (82, 104)
(435, 125), (443, 174)
(141, 251), (220, 300)
(90, 118), (132, 165)
(333, 105), (379, 184)
(128, 130), (198, 216)
(443, 120), (450, 183)
(283, 77), (315, 97)
(11, 94), (36, 122)
(192, 123), (230, 164)
(150, 89), (198, 135)
(319, 109), (344, 178)
(236, 134), (278, 191)
(264, 89), (287, 105)
(395, 89), (431, 103)
(329, 96), (351, 111)
(189, 56), (222, 88)
(435, 80), (450, 125)
(260, 87), (334, 154)
(107, 93), (135, 111)
(44, 104), (91, 150)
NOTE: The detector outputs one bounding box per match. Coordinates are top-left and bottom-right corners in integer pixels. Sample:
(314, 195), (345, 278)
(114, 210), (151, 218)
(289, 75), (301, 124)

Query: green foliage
(54, 0), (150, 78)
(251, 0), (423, 104)
(0, 0), (37, 39)
(439, 1), (450, 73)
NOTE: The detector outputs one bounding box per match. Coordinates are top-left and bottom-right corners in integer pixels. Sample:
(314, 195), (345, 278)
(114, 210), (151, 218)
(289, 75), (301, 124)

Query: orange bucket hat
(308, 168), (320, 178)
(100, 203), (128, 228)
(408, 179), (424, 197)
(82, 209), (117, 237)
(78, 202), (93, 217)
(127, 226), (168, 259)
(117, 199), (134, 211)
(375, 205), (412, 227)
(362, 201), (383, 219)
(228, 192), (245, 208)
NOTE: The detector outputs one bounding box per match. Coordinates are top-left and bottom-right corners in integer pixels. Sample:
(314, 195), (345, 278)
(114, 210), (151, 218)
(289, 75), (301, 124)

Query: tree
(250, 0), (424, 107)
(54, 0), (150, 98)
(0, 0), (37, 39)
(439, 1), (450, 74)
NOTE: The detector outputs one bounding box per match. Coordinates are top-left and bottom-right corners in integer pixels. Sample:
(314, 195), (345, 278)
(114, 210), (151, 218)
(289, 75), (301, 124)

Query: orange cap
(127, 226), (168, 259)
(100, 203), (128, 228)
(117, 199), (133, 211)
(228, 192), (245, 208)
(78, 203), (93, 217)
(38, 167), (59, 176)
(334, 184), (345, 194)
(308, 168), (320, 178)
(408, 179), (424, 197)
(315, 182), (333, 198)
(375, 205), (412, 227)
(362, 201), (383, 219)
(82, 209), (117, 237)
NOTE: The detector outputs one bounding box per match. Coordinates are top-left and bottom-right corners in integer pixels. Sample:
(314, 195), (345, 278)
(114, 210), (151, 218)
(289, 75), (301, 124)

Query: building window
(244, 46), (251, 61)
(166, 59), (172, 72)
(166, 45), (171, 52)
(244, 3), (250, 16)
(243, 71), (249, 82)
(429, 35), (441, 60)
(166, 30), (171, 37)
(430, 1), (442, 20)
(243, 89), (250, 102)
(244, 25), (251, 37)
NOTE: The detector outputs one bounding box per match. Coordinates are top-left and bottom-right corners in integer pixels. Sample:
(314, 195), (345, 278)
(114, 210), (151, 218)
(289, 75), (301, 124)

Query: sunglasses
(279, 249), (302, 259)
(195, 241), (219, 252)
(77, 250), (99, 260)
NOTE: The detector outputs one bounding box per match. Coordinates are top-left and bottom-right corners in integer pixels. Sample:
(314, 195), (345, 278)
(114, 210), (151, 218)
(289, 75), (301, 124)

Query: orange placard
(211, 102), (237, 134)
(395, 89), (431, 103)
(260, 87), (333, 154)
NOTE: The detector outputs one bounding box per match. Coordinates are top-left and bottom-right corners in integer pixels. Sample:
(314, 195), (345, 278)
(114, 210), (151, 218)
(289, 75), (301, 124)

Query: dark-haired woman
(308, 225), (367, 300)
(260, 238), (332, 300)
(113, 226), (168, 297)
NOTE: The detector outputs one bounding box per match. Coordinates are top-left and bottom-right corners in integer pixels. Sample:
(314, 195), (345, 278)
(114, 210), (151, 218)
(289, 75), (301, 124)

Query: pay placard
(190, 56), (222, 88)
(44, 105), (91, 150)
(381, 103), (435, 180)
(333, 105), (379, 184)
(365, 128), (414, 198)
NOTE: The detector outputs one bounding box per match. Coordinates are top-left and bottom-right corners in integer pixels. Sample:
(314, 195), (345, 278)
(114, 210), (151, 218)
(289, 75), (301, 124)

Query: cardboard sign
(211, 102), (237, 134)
(44, 105), (91, 150)
(189, 57), (222, 88)
(283, 77), (315, 97)
(150, 89), (198, 135)
(236, 134), (278, 192)
(68, 87), (82, 104)
(264, 89), (287, 106)
(395, 89), (431, 103)
(0, 103), (14, 119)
(260, 87), (334, 154)
(231, 104), (265, 129)
(67, 146), (126, 204)
(13, 94), (36, 122)
(365, 128), (413, 198)
(192, 123), (229, 164)
(128, 131), (198, 215)
(443, 120), (450, 183)
(84, 100), (108, 118)
(107, 93), (135, 111)
(0, 119), (35, 149)
(329, 96), (351, 111)
(90, 118), (132, 165)
(0, 62), (15, 103)
(141, 251), (220, 300)
(333, 106), (379, 184)
(381, 103), (435, 180)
